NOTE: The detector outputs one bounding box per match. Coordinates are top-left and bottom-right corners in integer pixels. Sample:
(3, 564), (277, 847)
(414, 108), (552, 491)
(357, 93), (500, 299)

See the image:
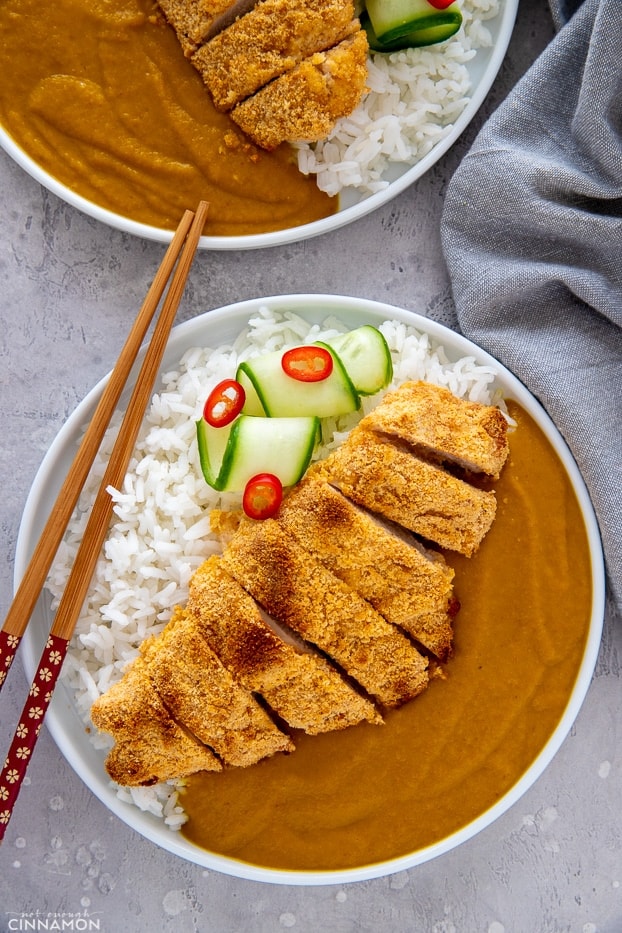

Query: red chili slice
(243, 473), (283, 520)
(426, 0), (455, 8)
(281, 345), (334, 383)
(203, 379), (246, 428)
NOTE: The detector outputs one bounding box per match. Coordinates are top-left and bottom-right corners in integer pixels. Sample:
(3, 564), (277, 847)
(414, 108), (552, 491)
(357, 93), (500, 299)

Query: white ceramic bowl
(0, 0), (517, 251)
(15, 295), (605, 884)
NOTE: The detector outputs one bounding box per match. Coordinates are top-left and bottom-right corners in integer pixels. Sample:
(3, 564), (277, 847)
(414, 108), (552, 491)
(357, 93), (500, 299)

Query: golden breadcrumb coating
(187, 556), (382, 732)
(141, 607), (293, 767)
(320, 427), (497, 556)
(90, 656), (221, 786)
(221, 517), (429, 708)
(231, 29), (368, 149)
(157, 0), (253, 55)
(193, 0), (357, 111)
(277, 474), (457, 661)
(360, 381), (510, 479)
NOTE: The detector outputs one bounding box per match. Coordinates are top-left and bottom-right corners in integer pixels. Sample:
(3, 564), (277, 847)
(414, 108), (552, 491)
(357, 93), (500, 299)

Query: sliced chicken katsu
(187, 555), (382, 732)
(141, 606), (293, 767)
(276, 474), (457, 661)
(320, 427), (497, 556)
(193, 0), (357, 111)
(157, 0), (258, 56)
(90, 656), (221, 786)
(231, 29), (368, 149)
(360, 381), (510, 479)
(221, 517), (429, 708)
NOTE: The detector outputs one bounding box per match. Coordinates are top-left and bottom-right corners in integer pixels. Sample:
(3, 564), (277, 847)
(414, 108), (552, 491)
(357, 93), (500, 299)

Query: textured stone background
(1, 1), (620, 930)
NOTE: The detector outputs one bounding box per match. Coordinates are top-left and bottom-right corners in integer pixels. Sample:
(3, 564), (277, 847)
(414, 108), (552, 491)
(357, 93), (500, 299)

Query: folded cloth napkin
(548, 0), (583, 29)
(440, 0), (622, 612)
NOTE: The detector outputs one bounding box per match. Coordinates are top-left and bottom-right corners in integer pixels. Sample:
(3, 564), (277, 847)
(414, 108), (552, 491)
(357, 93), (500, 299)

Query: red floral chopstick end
(0, 633), (68, 841)
(0, 630), (21, 694)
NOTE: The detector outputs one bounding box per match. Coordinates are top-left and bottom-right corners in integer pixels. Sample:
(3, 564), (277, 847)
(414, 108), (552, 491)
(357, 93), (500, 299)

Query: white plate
(15, 295), (605, 885)
(0, 1), (517, 251)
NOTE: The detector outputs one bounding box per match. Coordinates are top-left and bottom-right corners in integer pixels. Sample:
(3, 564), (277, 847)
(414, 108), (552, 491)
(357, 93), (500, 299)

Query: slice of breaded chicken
(187, 555), (382, 732)
(221, 518), (429, 708)
(277, 474), (457, 661)
(230, 29), (368, 149)
(157, 0), (258, 56)
(193, 0), (357, 111)
(360, 381), (510, 479)
(90, 656), (221, 786)
(141, 606), (293, 767)
(320, 427), (497, 556)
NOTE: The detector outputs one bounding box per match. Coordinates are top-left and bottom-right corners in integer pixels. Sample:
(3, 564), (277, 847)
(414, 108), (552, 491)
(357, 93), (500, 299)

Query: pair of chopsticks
(0, 201), (209, 841)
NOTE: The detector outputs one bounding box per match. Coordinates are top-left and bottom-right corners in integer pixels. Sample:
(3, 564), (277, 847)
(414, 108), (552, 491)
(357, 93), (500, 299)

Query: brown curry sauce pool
(0, 0), (336, 235)
(180, 402), (592, 871)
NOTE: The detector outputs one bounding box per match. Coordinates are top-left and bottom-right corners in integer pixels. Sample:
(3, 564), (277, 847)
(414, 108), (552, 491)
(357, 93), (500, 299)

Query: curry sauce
(180, 402), (592, 870)
(0, 0), (336, 235)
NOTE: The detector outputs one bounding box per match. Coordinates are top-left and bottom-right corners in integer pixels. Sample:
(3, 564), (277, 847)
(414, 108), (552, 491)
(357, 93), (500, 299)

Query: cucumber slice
(321, 326), (392, 396)
(363, 0), (462, 49)
(236, 347), (360, 418)
(196, 414), (319, 492)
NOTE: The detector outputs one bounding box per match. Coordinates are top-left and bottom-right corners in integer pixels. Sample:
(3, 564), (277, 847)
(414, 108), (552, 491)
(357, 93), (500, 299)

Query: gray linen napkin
(548, 0), (583, 29)
(440, 0), (622, 611)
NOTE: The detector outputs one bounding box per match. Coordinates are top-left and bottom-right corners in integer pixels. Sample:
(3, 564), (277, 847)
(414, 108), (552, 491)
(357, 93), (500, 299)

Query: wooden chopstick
(0, 207), (195, 691)
(0, 201), (209, 841)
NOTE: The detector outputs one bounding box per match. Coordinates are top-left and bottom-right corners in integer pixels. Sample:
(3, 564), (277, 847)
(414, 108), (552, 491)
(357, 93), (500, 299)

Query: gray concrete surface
(0, 1), (620, 930)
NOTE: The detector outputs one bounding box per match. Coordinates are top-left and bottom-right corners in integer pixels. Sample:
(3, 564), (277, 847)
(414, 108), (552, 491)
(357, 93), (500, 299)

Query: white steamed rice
(48, 307), (505, 827)
(295, 0), (501, 196)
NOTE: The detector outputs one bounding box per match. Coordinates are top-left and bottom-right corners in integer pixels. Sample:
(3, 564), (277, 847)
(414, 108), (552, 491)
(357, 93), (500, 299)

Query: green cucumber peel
(363, 0), (462, 49)
(236, 361), (270, 416)
(196, 414), (319, 493)
(196, 416), (237, 491)
(320, 325), (393, 396)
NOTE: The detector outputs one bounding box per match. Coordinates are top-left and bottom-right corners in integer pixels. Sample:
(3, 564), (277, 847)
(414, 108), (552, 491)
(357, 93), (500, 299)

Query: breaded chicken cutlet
(359, 381), (510, 479)
(187, 555), (382, 732)
(90, 656), (222, 786)
(221, 517), (429, 708)
(319, 426), (498, 557)
(192, 0), (358, 111)
(231, 30), (368, 149)
(90, 380), (510, 788)
(140, 606), (293, 767)
(276, 473), (457, 661)
(157, 0), (369, 149)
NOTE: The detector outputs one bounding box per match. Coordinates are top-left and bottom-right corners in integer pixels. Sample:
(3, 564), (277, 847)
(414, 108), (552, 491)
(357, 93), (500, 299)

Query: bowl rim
(0, 0), (518, 251)
(15, 294), (605, 885)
